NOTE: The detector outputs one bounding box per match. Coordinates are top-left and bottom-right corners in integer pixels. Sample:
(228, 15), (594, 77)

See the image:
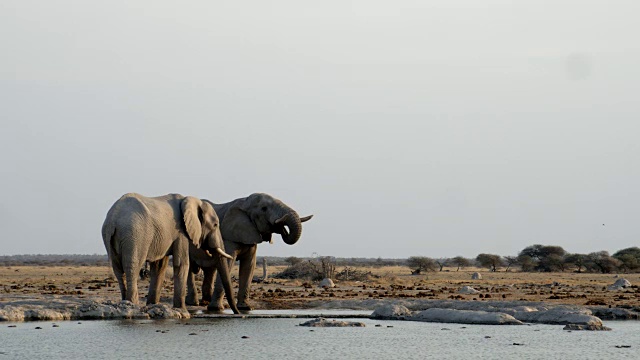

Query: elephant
(186, 193), (312, 311)
(101, 193), (240, 313)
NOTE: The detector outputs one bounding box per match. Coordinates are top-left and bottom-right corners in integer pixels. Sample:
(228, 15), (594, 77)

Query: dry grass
(2, 265), (639, 309)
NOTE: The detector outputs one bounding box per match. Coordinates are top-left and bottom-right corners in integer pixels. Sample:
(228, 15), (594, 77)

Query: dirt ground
(1, 265), (639, 310)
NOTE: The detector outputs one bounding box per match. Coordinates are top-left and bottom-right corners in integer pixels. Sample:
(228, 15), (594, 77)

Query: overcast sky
(1, 1), (639, 258)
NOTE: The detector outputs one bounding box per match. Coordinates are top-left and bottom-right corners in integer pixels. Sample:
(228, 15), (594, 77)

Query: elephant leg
(110, 257), (127, 301)
(236, 245), (257, 310)
(147, 257), (169, 305)
(185, 267), (199, 306)
(200, 266), (217, 305)
(172, 264), (189, 309)
(210, 254), (237, 311)
(171, 242), (189, 309)
(124, 263), (139, 304)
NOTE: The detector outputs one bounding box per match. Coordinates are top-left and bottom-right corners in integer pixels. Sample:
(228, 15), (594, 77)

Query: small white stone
(608, 278), (631, 291)
(318, 278), (335, 288)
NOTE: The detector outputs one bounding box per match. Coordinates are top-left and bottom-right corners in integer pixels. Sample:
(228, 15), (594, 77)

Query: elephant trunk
(275, 210), (303, 245)
(217, 254), (240, 314)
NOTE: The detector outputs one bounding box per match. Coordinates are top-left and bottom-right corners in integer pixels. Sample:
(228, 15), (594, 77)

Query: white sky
(1, 1), (639, 258)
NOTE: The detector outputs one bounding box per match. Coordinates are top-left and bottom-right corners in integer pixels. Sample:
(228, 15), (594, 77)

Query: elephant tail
(101, 217), (117, 260)
(101, 193), (138, 260)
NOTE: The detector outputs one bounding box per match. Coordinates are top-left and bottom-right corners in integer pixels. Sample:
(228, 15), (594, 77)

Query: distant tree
(375, 257), (384, 267)
(475, 254), (504, 272)
(407, 256), (438, 273)
(613, 247), (640, 258)
(450, 256), (471, 271)
(518, 244), (567, 272)
(540, 254), (567, 272)
(435, 258), (449, 272)
(616, 254), (639, 273)
(517, 255), (536, 272)
(613, 247), (640, 272)
(564, 253), (588, 273)
(586, 251), (620, 273)
(503, 256), (519, 272)
(284, 256), (302, 266)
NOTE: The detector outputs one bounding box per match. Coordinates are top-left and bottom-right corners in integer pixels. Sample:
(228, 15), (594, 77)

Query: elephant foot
(206, 304), (225, 313)
(237, 303), (253, 311)
(184, 293), (200, 306)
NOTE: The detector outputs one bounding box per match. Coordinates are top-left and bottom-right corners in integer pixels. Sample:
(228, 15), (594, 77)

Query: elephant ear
(221, 207), (263, 245)
(181, 196), (203, 247)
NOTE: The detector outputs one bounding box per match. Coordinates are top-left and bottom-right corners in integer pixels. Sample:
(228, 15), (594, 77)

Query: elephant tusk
(205, 250), (213, 257)
(216, 247), (233, 259)
(275, 214), (290, 225)
(300, 215), (313, 223)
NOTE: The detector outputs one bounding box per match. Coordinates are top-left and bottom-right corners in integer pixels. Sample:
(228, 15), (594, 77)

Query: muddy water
(0, 312), (637, 359)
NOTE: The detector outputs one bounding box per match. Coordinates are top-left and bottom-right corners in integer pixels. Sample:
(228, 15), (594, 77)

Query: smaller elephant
(187, 193), (312, 311)
(102, 193), (239, 312)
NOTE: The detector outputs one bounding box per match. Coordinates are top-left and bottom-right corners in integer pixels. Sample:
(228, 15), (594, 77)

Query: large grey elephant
(186, 193), (312, 311)
(102, 193), (240, 313)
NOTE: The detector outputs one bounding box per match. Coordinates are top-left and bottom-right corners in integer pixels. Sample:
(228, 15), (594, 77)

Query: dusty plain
(1, 265), (639, 311)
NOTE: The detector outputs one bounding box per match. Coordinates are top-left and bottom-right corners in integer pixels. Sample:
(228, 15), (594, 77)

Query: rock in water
(411, 308), (523, 325)
(513, 308), (602, 326)
(588, 307), (640, 320)
(370, 304), (413, 320)
(471, 272), (482, 280)
(299, 317), (365, 327)
(318, 278), (335, 288)
(563, 324), (612, 331)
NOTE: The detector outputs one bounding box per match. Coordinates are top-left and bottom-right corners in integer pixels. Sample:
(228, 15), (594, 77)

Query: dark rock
(299, 318), (365, 327)
(588, 307), (640, 320)
(563, 324), (612, 331)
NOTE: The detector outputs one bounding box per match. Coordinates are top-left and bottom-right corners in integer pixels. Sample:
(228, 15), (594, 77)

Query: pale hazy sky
(1, 1), (639, 258)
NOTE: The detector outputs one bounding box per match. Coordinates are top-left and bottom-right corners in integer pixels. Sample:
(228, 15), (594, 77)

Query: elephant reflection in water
(187, 193), (312, 311)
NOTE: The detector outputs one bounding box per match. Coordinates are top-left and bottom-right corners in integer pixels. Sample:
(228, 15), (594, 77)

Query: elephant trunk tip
(281, 221), (302, 245)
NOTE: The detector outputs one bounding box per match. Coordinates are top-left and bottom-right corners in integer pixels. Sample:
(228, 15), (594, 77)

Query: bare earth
(1, 265), (639, 312)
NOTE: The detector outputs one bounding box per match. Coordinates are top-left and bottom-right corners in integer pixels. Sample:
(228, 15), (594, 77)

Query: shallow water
(1, 311), (638, 360)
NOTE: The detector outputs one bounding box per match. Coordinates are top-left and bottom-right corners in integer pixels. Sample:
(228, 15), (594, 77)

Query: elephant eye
(261, 206), (267, 212)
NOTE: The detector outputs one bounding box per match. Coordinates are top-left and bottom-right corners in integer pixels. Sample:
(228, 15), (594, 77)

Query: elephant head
(182, 197), (239, 313)
(182, 197), (230, 254)
(220, 193), (313, 246)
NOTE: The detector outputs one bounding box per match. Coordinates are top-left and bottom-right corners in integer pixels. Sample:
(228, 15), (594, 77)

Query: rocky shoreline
(370, 302), (613, 330)
(1, 296), (637, 331)
(0, 297), (190, 322)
